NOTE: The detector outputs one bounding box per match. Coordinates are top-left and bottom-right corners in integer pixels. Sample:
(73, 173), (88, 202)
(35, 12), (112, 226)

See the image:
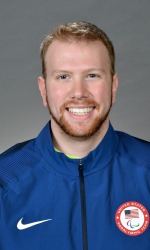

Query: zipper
(78, 160), (88, 250)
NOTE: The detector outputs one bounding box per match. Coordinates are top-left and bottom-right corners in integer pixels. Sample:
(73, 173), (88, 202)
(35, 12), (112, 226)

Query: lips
(68, 107), (94, 115)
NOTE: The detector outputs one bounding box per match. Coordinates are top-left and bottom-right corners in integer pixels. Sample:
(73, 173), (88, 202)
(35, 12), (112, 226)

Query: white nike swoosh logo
(17, 217), (52, 230)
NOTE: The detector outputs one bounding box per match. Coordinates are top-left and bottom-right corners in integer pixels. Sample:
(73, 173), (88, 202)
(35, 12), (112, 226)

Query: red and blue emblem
(115, 201), (149, 236)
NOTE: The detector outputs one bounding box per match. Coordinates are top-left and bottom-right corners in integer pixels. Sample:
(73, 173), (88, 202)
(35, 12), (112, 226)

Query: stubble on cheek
(46, 96), (112, 138)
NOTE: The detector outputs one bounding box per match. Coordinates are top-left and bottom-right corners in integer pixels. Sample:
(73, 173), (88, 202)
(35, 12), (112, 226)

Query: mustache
(61, 99), (100, 108)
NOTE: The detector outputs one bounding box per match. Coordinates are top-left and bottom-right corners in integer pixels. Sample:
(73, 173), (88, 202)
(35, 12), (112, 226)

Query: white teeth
(68, 108), (93, 115)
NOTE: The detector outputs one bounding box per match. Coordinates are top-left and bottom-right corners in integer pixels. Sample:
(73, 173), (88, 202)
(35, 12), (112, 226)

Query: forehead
(46, 39), (109, 57)
(45, 40), (111, 74)
(45, 40), (111, 73)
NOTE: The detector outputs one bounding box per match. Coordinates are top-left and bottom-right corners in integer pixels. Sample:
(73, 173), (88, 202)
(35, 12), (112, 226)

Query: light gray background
(0, 0), (150, 153)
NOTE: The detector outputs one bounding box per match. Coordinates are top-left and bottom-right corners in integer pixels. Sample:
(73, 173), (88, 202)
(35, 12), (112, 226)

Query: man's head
(38, 21), (118, 139)
(40, 21), (115, 79)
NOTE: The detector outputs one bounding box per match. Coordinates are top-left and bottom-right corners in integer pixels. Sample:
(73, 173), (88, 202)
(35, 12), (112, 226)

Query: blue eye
(86, 73), (99, 78)
(59, 75), (68, 79)
(89, 74), (96, 78)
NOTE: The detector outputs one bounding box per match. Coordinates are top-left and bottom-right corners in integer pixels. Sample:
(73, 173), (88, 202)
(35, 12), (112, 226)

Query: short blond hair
(40, 21), (115, 78)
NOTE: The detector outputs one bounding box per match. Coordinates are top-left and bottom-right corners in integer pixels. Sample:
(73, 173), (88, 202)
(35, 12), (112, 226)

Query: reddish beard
(47, 98), (112, 139)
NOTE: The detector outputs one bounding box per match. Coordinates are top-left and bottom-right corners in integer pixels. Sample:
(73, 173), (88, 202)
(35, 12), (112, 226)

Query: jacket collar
(36, 121), (119, 176)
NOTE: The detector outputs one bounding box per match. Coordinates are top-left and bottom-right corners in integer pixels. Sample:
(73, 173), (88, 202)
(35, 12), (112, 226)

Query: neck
(51, 118), (110, 158)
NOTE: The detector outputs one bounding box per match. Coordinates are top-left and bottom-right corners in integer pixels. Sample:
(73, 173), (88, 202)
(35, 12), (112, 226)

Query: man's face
(38, 40), (118, 138)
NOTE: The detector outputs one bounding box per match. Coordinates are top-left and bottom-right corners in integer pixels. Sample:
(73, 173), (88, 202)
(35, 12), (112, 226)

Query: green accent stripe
(54, 147), (79, 159)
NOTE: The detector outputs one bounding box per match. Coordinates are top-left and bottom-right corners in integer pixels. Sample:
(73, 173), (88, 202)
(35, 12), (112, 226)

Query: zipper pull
(78, 159), (83, 172)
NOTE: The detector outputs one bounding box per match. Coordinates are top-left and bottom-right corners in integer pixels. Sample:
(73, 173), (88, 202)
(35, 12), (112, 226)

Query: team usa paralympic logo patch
(115, 201), (149, 236)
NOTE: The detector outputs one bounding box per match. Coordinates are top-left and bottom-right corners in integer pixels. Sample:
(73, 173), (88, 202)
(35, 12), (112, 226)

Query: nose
(69, 78), (89, 100)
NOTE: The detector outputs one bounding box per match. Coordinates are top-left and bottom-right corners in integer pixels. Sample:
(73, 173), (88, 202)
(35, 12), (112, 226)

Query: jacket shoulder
(0, 139), (40, 189)
(116, 131), (150, 167)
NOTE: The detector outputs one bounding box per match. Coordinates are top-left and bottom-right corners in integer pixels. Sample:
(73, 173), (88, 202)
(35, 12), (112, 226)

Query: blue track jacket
(0, 122), (150, 250)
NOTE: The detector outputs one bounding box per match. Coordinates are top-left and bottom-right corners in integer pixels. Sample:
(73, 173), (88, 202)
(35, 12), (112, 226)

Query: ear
(112, 73), (118, 104)
(38, 76), (48, 107)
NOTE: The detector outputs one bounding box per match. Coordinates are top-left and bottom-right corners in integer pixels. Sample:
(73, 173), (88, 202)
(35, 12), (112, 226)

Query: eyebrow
(51, 70), (72, 75)
(51, 68), (106, 75)
(83, 68), (106, 75)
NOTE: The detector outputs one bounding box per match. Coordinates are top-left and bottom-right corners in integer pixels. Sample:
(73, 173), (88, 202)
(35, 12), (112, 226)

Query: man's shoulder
(0, 139), (41, 190)
(0, 139), (36, 160)
(116, 130), (150, 148)
(116, 130), (150, 166)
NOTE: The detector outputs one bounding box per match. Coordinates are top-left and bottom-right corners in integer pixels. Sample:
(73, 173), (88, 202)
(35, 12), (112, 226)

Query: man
(0, 21), (150, 250)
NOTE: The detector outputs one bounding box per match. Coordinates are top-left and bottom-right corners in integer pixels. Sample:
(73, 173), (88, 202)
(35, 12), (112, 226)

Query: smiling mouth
(67, 107), (94, 115)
